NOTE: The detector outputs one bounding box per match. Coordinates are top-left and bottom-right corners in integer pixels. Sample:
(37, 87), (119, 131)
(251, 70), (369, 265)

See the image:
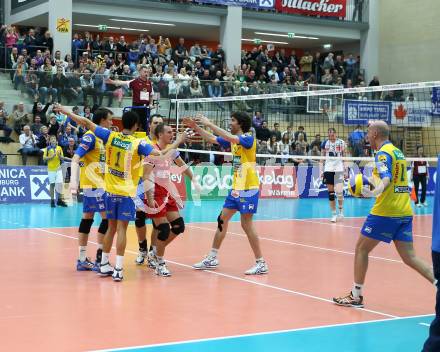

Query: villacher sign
(275, 0), (346, 17)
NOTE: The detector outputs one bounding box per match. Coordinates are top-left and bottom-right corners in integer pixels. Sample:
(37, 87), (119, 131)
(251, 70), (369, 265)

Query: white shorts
(48, 170), (63, 184)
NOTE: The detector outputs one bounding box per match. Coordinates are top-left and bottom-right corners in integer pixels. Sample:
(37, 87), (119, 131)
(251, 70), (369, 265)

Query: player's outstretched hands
(361, 184), (375, 198)
(53, 103), (69, 116)
(175, 131), (188, 145)
(194, 114), (210, 126)
(182, 116), (197, 129)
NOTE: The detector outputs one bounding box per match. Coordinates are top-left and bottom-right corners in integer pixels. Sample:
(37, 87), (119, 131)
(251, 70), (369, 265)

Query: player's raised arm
(55, 104), (97, 132)
(106, 78), (132, 88)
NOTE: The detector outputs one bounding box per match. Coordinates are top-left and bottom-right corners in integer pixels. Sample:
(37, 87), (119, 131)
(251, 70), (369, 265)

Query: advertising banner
(275, 0), (346, 17)
(391, 102), (432, 127)
(343, 100), (392, 125)
(195, 0), (274, 9)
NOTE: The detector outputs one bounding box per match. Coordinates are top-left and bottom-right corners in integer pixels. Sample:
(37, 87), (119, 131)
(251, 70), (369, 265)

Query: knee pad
(217, 213), (224, 232)
(336, 191), (344, 200)
(135, 211), (146, 228)
(329, 191), (336, 202)
(170, 217), (185, 235)
(79, 218), (94, 234)
(156, 222), (171, 241)
(98, 219), (108, 235)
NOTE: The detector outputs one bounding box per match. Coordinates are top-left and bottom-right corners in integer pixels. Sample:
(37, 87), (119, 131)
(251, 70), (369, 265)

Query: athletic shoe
(135, 250), (147, 265)
(99, 262), (114, 277)
(92, 260), (100, 272)
(76, 258), (94, 271)
(333, 292), (364, 308)
(193, 256), (219, 270)
(416, 203), (422, 208)
(57, 200), (68, 207)
(245, 261), (269, 275)
(331, 214), (337, 223)
(112, 268), (123, 282)
(423, 202), (428, 207)
(338, 212), (344, 219)
(155, 262), (171, 277)
(147, 251), (157, 269)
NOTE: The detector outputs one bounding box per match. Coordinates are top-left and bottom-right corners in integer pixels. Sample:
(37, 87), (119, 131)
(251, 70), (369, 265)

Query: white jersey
(322, 138), (346, 172)
(144, 144), (180, 193)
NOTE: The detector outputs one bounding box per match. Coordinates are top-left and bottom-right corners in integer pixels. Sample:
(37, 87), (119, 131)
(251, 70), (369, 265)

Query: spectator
(344, 54), (357, 82)
(412, 145), (429, 207)
(348, 125), (365, 157)
(116, 35), (129, 55)
(189, 43), (202, 61)
(256, 121), (271, 142)
(308, 144), (321, 166)
(323, 53), (334, 71)
(25, 68), (39, 100)
(37, 125), (50, 149)
(38, 57), (56, 104)
(278, 133), (292, 165)
(0, 109), (12, 140)
(321, 68), (333, 85)
(309, 134), (322, 151)
(37, 30), (54, 54)
(294, 132), (309, 154)
(63, 136), (77, 159)
(47, 114), (60, 136)
(334, 55), (345, 79)
(94, 65), (113, 107)
(252, 111), (263, 129)
(80, 69), (97, 106)
(11, 102), (31, 135)
(18, 125), (42, 165)
(282, 126), (294, 142)
(65, 70), (83, 104)
(52, 66), (68, 103)
(31, 115), (44, 136)
(58, 125), (77, 148)
(104, 36), (117, 59)
(294, 126), (308, 142)
(13, 55), (27, 90)
(24, 28), (38, 55)
(72, 33), (83, 62)
(352, 0), (364, 21)
(291, 142), (306, 167)
(271, 122), (282, 141)
(211, 44), (226, 69)
(369, 75), (381, 99)
(267, 135), (279, 155)
(406, 92), (417, 102)
(174, 37), (188, 67)
(257, 140), (268, 165)
(81, 105), (93, 120)
(300, 51), (313, 80)
(207, 79), (223, 110)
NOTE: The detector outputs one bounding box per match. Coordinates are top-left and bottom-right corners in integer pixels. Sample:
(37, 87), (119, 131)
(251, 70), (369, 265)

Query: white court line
(419, 323), (431, 327)
(187, 224), (404, 264)
(34, 227), (398, 319)
(91, 313), (435, 352)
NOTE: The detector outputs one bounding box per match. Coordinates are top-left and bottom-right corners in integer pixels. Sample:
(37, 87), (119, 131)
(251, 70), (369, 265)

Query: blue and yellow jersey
(137, 134), (156, 179)
(43, 145), (63, 172)
(370, 141), (412, 217)
(94, 126), (154, 197)
(217, 135), (259, 191)
(75, 130), (106, 189)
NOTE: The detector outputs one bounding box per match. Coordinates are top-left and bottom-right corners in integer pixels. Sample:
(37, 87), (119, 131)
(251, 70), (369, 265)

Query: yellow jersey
(76, 130), (106, 189)
(94, 127), (154, 197)
(217, 135), (259, 191)
(43, 145), (63, 172)
(370, 142), (412, 217)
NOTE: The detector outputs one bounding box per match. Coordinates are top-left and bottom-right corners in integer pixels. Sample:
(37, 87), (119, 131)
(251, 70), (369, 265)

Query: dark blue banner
(344, 99), (392, 125)
(195, 0), (274, 9)
(432, 87), (440, 116)
(0, 166), (51, 203)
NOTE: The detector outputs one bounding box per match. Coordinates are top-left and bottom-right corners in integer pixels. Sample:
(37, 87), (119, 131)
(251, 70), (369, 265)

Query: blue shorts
(223, 189), (259, 214)
(105, 193), (136, 221)
(361, 214), (413, 243)
(82, 189), (107, 214)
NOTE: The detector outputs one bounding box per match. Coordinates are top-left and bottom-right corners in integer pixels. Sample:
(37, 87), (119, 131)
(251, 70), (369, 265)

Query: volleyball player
(70, 108), (112, 271)
(333, 120), (435, 308)
(134, 114), (164, 268)
(56, 104), (184, 282)
(144, 123), (199, 276)
(320, 128), (347, 223)
(183, 112), (268, 275)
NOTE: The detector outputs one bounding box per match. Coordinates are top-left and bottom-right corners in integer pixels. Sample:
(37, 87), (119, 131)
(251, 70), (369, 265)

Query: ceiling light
(323, 44), (333, 49)
(242, 39), (289, 45)
(110, 18), (175, 26)
(120, 28), (150, 32)
(254, 32), (319, 40)
(74, 24), (120, 30)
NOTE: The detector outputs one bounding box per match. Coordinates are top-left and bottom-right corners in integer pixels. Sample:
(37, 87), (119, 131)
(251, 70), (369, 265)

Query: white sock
(79, 246), (87, 262)
(332, 210), (337, 215)
(209, 248), (218, 258)
(98, 244), (103, 250)
(256, 257), (265, 263)
(152, 245), (157, 255)
(352, 283), (364, 298)
(115, 255), (124, 269)
(157, 256), (165, 264)
(101, 252), (110, 265)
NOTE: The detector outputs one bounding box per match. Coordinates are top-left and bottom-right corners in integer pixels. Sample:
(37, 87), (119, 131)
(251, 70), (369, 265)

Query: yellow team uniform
(44, 145), (63, 172)
(79, 131), (106, 189)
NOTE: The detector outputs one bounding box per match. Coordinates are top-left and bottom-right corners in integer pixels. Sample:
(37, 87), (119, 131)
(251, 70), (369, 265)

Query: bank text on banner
(344, 100), (392, 125)
(391, 101), (432, 127)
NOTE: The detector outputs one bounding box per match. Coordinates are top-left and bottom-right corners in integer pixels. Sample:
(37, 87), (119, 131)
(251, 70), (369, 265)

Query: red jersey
(412, 160), (428, 176)
(129, 78), (153, 105)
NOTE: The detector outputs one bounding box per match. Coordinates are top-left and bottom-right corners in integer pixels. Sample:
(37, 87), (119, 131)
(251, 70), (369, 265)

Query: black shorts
(323, 171), (344, 186)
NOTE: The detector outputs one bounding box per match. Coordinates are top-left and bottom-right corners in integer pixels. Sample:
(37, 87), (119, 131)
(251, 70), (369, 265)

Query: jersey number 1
(115, 151), (121, 168)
